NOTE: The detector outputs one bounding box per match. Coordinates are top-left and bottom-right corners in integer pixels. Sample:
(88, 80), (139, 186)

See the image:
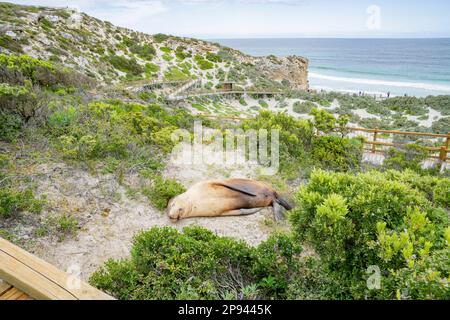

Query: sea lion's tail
(275, 195), (293, 211)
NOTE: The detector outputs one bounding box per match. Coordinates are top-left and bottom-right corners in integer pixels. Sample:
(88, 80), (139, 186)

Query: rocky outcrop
(255, 55), (309, 91)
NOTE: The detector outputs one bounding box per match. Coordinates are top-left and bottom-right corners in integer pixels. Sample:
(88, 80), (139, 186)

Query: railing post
(438, 133), (449, 173)
(372, 128), (379, 154)
(440, 133), (450, 162)
(439, 146), (447, 162)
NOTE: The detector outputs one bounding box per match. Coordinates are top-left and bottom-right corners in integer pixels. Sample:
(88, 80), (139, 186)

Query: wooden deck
(0, 238), (114, 300)
(0, 280), (32, 300)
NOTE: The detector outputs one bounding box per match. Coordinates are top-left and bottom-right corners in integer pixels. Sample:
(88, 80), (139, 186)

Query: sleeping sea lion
(167, 179), (292, 221)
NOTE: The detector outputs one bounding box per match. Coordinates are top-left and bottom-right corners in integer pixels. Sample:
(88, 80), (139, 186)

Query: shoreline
(309, 72), (450, 98)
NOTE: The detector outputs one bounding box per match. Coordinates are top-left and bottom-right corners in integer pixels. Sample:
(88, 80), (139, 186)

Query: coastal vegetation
(0, 2), (449, 301)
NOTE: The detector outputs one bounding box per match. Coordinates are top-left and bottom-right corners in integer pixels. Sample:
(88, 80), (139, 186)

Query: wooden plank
(363, 140), (448, 153)
(0, 279), (12, 295)
(1, 287), (25, 300)
(0, 238), (114, 300)
(16, 293), (32, 300)
(348, 127), (449, 139)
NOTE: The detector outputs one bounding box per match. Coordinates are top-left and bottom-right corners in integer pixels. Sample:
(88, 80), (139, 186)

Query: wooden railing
(199, 115), (450, 163)
(346, 127), (450, 162)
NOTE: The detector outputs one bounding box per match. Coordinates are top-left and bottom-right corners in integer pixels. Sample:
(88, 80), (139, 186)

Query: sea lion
(167, 179), (292, 221)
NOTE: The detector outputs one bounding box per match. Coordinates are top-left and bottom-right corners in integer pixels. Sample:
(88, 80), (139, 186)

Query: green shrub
(123, 37), (156, 60)
(0, 34), (23, 53)
(0, 83), (45, 121)
(39, 17), (53, 31)
(293, 101), (315, 114)
(258, 99), (268, 108)
(107, 55), (143, 76)
(310, 108), (336, 134)
(0, 54), (93, 89)
(195, 55), (214, 70)
(431, 117), (450, 134)
(0, 110), (22, 141)
(145, 62), (160, 75)
(153, 33), (169, 43)
(162, 53), (173, 62)
(175, 46), (191, 61)
(57, 214), (79, 234)
(242, 110), (313, 159)
(311, 136), (363, 172)
(160, 46), (171, 53)
(289, 169), (450, 299)
(90, 226), (306, 300)
(205, 52), (222, 63)
(142, 175), (185, 210)
(47, 105), (79, 135)
(164, 67), (189, 81)
(383, 144), (429, 173)
(0, 188), (44, 218)
(383, 169), (450, 209)
(241, 110), (314, 176)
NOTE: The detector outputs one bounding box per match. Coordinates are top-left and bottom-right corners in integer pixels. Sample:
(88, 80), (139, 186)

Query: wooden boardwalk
(0, 238), (114, 300)
(167, 89), (286, 101)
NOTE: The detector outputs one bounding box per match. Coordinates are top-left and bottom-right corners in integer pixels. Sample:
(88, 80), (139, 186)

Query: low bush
(241, 110), (314, 176)
(205, 52), (222, 63)
(123, 37), (156, 60)
(383, 144), (429, 173)
(153, 33), (169, 43)
(310, 108), (336, 134)
(107, 55), (143, 76)
(258, 99), (268, 108)
(195, 55), (214, 70)
(0, 110), (22, 141)
(142, 175), (185, 210)
(0, 188), (44, 218)
(90, 226), (312, 300)
(0, 54), (94, 89)
(0, 83), (47, 121)
(311, 136), (363, 172)
(145, 63), (160, 75)
(289, 169), (450, 299)
(164, 67), (189, 81)
(293, 101), (315, 114)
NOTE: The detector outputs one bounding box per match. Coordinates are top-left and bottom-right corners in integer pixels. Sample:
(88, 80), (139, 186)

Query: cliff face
(0, 2), (309, 90)
(254, 55), (309, 91)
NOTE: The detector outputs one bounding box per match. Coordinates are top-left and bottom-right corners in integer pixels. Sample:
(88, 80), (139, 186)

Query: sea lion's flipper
(216, 180), (258, 197)
(275, 195), (293, 211)
(273, 202), (286, 221)
(221, 207), (265, 217)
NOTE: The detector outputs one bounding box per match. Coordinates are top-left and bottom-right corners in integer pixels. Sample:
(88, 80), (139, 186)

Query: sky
(7, 0), (450, 38)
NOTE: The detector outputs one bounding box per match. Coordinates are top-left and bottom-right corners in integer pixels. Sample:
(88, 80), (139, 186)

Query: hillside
(0, 2), (308, 89)
(0, 2), (449, 300)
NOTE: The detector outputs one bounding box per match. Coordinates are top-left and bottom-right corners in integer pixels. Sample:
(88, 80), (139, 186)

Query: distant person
(387, 91), (390, 98)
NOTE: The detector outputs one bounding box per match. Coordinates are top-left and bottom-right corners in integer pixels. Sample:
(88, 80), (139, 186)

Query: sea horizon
(212, 38), (450, 97)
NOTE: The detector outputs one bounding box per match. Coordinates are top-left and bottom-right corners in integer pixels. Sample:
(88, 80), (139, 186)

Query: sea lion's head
(167, 194), (191, 222)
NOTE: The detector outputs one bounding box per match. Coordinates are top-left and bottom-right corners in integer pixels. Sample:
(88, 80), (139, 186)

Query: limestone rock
(254, 55), (309, 91)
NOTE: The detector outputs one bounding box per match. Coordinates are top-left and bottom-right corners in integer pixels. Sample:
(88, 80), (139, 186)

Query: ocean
(213, 38), (450, 97)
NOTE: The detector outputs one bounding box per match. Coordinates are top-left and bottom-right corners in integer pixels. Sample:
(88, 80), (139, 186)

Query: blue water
(212, 38), (450, 97)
